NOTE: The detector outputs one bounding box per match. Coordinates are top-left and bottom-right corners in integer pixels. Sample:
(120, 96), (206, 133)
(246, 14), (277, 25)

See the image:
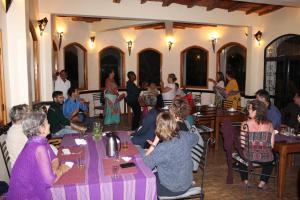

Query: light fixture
(209, 32), (218, 53)
(57, 32), (64, 50)
(254, 31), (262, 46)
(89, 36), (95, 49)
(37, 17), (48, 36)
(166, 36), (174, 51)
(127, 40), (133, 56)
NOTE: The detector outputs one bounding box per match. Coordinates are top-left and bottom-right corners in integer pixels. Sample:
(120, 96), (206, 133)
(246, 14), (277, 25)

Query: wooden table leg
(215, 117), (220, 151)
(277, 148), (287, 199)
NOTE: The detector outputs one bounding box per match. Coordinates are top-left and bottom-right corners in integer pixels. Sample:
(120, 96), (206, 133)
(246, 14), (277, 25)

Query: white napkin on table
(65, 161), (74, 168)
(62, 148), (71, 155)
(121, 156), (132, 162)
(75, 138), (87, 145)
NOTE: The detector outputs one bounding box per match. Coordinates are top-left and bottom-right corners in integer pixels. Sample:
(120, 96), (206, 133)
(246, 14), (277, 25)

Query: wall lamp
(254, 31), (262, 46)
(167, 36), (174, 51)
(58, 32), (64, 50)
(89, 36), (95, 49)
(211, 38), (217, 53)
(37, 17), (48, 36)
(127, 40), (133, 56)
(168, 41), (173, 51)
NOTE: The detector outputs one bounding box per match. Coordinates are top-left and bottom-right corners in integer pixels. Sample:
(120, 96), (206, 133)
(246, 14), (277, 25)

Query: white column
(245, 27), (264, 96)
(39, 13), (53, 101)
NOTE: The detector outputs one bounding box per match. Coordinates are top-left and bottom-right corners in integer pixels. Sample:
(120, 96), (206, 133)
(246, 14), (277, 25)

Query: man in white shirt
(6, 104), (29, 167)
(54, 70), (71, 99)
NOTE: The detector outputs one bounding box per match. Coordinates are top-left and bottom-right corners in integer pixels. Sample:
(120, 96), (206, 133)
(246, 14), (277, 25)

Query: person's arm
(145, 136), (160, 156)
(269, 123), (275, 148)
(298, 115), (300, 123)
(185, 131), (199, 147)
(208, 78), (217, 85)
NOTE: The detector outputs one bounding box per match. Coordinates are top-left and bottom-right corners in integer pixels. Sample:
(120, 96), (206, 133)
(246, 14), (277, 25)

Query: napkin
(121, 156), (132, 162)
(65, 161), (74, 168)
(75, 139), (87, 145)
(62, 148), (71, 155)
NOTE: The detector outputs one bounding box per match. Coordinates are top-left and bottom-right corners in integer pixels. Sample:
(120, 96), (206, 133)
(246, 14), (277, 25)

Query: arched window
(217, 42), (246, 93)
(181, 46), (208, 88)
(64, 43), (87, 89)
(99, 46), (124, 88)
(138, 48), (161, 86)
(264, 34), (300, 108)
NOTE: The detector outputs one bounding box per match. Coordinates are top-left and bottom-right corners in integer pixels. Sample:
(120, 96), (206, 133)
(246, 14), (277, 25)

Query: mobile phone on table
(120, 162), (135, 168)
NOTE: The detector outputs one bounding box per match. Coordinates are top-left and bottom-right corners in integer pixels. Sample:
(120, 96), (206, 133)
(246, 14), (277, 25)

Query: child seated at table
(143, 112), (198, 197)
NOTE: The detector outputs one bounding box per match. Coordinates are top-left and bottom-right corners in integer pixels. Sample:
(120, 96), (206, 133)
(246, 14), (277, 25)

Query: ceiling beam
(228, 2), (244, 12)
(113, 0), (121, 3)
(141, 0), (147, 4)
(206, 0), (218, 11)
(134, 23), (165, 30)
(162, 0), (174, 7)
(246, 4), (268, 15)
(258, 5), (283, 16)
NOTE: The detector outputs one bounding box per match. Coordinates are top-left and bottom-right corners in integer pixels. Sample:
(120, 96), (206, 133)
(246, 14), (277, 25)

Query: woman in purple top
(7, 111), (70, 200)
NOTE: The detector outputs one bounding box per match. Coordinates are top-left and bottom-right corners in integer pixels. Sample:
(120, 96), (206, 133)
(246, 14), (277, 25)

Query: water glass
(112, 165), (119, 179)
(77, 157), (84, 168)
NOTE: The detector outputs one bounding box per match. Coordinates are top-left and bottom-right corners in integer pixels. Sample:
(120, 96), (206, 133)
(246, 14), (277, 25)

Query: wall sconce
(211, 38), (217, 53)
(57, 32), (64, 50)
(89, 36), (95, 49)
(127, 40), (133, 56)
(166, 36), (174, 51)
(37, 17), (48, 36)
(254, 31), (262, 46)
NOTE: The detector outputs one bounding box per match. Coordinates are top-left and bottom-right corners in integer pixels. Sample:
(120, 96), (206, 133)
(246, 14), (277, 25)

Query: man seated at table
(63, 88), (91, 128)
(131, 95), (163, 148)
(282, 91), (300, 132)
(255, 89), (281, 131)
(48, 91), (80, 137)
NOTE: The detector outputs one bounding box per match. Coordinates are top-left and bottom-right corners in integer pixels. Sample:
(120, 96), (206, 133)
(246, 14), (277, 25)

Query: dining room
(0, 0), (300, 200)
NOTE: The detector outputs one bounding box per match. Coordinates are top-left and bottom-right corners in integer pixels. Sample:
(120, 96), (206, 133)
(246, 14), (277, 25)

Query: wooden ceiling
(134, 22), (217, 30)
(58, 16), (102, 23)
(112, 0), (284, 15)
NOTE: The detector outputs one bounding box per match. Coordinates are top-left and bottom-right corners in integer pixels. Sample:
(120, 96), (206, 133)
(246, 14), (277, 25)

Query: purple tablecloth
(50, 132), (157, 200)
(275, 134), (300, 143)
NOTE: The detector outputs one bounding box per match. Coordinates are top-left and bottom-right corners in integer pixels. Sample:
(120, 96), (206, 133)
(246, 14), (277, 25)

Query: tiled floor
(102, 115), (299, 200)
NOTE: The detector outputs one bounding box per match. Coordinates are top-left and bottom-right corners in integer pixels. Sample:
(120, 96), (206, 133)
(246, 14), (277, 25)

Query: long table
(50, 132), (157, 200)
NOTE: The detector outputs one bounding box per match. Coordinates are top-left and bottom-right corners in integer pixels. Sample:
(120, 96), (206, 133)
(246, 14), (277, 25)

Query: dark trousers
(238, 161), (274, 183)
(154, 173), (188, 197)
(128, 101), (141, 130)
(0, 181), (8, 196)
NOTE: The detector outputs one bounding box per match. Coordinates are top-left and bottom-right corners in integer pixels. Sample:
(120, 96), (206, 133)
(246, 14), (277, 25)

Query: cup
(77, 157), (84, 168)
(112, 165), (119, 179)
(122, 141), (129, 150)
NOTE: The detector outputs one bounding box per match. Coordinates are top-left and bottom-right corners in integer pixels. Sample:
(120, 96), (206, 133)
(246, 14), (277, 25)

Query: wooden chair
(222, 100), (233, 109)
(163, 100), (173, 108)
(92, 92), (104, 118)
(158, 138), (213, 200)
(0, 123), (12, 177)
(194, 114), (216, 141)
(48, 138), (63, 149)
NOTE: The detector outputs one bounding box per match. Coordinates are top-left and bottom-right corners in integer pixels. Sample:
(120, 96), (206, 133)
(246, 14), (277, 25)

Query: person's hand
(60, 164), (71, 174)
(208, 78), (214, 82)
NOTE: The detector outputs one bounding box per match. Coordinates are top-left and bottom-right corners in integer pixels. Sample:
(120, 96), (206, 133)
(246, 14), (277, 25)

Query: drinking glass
(92, 122), (101, 140)
(122, 141), (129, 150)
(77, 157), (84, 168)
(112, 165), (119, 179)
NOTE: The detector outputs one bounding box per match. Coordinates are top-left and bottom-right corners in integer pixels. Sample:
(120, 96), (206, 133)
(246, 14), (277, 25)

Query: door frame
(0, 31), (7, 124)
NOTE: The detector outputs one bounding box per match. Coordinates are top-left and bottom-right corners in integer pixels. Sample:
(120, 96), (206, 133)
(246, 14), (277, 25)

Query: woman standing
(161, 73), (177, 102)
(126, 71), (141, 130)
(104, 69), (125, 125)
(7, 111), (70, 200)
(209, 72), (225, 107)
(225, 71), (241, 109)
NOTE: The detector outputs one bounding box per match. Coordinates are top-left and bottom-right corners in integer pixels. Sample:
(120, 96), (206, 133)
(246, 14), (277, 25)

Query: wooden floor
(102, 115), (300, 200)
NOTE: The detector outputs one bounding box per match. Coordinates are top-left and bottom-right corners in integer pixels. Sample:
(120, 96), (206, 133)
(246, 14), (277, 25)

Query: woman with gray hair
(7, 111), (70, 200)
(6, 104), (29, 167)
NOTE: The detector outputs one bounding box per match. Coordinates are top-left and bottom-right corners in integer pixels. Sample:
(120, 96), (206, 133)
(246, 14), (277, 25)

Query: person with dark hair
(47, 91), (78, 137)
(161, 73), (177, 101)
(63, 88), (89, 125)
(209, 72), (225, 107)
(104, 69), (125, 125)
(54, 69), (71, 99)
(131, 95), (163, 148)
(144, 112), (198, 197)
(126, 71), (142, 130)
(255, 89), (281, 131)
(237, 100), (275, 189)
(282, 91), (300, 131)
(225, 71), (241, 109)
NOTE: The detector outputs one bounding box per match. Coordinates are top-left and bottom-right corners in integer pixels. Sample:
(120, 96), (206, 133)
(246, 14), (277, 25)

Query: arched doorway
(217, 42), (246, 93)
(99, 46), (125, 88)
(138, 48), (162, 86)
(64, 43), (87, 89)
(264, 34), (300, 108)
(29, 21), (40, 102)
